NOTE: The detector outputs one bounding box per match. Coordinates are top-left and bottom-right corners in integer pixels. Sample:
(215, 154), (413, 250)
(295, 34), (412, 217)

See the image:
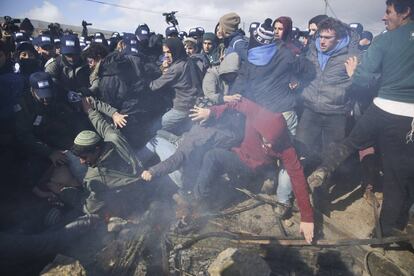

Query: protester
(273, 16), (302, 55)
(140, 53), (245, 196)
(71, 97), (142, 217)
(296, 17), (359, 164)
(189, 98), (314, 244)
(308, 0), (414, 237)
(230, 18), (315, 210)
(216, 12), (248, 61)
(202, 32), (220, 65)
(149, 37), (202, 135)
(183, 37), (199, 56)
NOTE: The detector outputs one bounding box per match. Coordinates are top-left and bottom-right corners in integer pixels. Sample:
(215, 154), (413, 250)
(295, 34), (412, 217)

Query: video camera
(82, 20), (92, 28)
(1, 16), (21, 36)
(162, 11), (179, 27)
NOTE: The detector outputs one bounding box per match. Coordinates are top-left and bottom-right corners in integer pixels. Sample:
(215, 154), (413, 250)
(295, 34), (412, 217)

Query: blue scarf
(316, 35), (350, 71)
(247, 43), (277, 66)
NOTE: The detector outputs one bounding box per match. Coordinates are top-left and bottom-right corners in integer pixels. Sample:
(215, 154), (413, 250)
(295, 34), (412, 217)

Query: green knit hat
(74, 130), (102, 146)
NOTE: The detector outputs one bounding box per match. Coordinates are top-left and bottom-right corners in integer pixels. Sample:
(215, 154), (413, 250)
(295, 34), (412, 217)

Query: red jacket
(209, 98), (313, 222)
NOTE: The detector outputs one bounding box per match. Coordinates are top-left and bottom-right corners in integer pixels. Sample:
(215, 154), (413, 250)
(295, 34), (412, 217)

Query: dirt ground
(36, 175), (414, 276)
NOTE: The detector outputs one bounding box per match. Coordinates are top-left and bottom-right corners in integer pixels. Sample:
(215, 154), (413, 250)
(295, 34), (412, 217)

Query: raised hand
(112, 112), (128, 128)
(345, 56), (358, 78)
(189, 106), (211, 125)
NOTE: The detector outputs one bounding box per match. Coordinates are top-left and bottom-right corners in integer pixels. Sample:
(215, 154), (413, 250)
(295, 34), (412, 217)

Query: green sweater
(353, 21), (414, 103)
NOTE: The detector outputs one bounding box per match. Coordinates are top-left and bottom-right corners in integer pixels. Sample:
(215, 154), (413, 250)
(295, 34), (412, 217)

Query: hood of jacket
(316, 35), (350, 70)
(247, 43), (278, 66)
(165, 37), (187, 63)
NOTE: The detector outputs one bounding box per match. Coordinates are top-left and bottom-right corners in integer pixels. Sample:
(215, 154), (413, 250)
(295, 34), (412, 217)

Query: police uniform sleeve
(15, 100), (54, 158)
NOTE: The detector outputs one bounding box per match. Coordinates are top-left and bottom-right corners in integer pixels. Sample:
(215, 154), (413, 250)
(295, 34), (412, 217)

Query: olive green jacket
(83, 109), (142, 214)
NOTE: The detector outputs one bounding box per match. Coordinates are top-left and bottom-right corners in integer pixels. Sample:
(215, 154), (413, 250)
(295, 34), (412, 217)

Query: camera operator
(163, 11), (179, 27)
(19, 18), (34, 38)
(81, 20), (92, 38)
(46, 23), (63, 55)
(1, 16), (20, 39)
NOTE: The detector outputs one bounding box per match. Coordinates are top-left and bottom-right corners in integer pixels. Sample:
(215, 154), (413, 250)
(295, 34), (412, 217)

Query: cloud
(24, 0), (64, 23)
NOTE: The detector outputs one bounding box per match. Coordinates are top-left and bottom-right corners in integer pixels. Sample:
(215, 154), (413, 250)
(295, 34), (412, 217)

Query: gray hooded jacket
(202, 52), (240, 104)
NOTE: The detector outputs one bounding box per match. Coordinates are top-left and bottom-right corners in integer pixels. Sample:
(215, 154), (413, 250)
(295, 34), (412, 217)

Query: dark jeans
(296, 108), (347, 159)
(322, 104), (414, 235)
(194, 148), (253, 201)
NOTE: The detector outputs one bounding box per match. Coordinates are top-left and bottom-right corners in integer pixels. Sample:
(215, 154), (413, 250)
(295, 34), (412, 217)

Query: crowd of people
(0, 0), (413, 269)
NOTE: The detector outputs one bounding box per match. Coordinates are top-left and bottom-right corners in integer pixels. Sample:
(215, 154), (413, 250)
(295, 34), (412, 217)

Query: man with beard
(71, 97), (144, 217)
(45, 34), (90, 102)
(202, 32), (220, 66)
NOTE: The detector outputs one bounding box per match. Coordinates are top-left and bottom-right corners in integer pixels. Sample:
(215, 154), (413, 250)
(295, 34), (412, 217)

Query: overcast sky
(1, 0), (386, 35)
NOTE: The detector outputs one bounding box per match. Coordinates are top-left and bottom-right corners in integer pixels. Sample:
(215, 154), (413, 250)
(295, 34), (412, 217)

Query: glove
(78, 87), (92, 97)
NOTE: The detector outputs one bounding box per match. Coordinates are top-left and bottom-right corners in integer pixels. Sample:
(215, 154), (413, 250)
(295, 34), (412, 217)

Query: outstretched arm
(279, 146), (314, 244)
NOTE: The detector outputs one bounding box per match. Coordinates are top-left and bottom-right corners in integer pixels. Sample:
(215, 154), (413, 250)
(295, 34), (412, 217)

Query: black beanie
(249, 18), (274, 49)
(20, 18), (34, 33)
(165, 37), (187, 62)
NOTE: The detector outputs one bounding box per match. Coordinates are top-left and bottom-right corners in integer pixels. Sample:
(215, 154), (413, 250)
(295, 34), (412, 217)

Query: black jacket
(232, 44), (315, 113)
(98, 52), (148, 116)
